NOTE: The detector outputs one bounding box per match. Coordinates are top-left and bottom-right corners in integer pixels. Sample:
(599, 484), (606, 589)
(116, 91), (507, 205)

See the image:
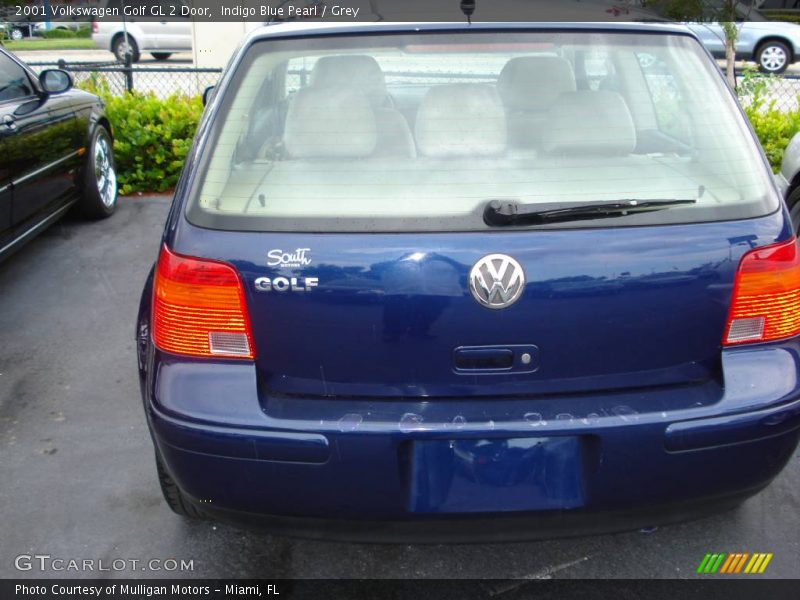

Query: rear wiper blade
(483, 198), (698, 227)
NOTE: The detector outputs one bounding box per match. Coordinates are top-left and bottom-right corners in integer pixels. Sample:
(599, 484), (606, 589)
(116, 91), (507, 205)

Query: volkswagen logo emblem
(469, 254), (526, 309)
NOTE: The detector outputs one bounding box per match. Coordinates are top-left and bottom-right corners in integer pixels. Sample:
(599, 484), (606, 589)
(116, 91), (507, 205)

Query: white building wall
(192, 22), (261, 69)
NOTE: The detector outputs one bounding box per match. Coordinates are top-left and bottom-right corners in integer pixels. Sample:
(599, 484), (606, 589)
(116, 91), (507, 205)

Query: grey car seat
(284, 86), (378, 159)
(310, 55), (416, 158)
(541, 90), (637, 156)
(415, 83), (507, 158)
(496, 56), (577, 151)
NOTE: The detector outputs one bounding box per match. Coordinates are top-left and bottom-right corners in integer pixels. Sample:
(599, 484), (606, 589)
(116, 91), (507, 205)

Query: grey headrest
(497, 56), (577, 111)
(415, 84), (507, 158)
(311, 55), (388, 107)
(284, 86), (377, 159)
(541, 91), (636, 155)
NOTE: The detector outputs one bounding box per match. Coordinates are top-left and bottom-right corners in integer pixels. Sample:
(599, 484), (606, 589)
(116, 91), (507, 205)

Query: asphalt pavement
(0, 196), (798, 580)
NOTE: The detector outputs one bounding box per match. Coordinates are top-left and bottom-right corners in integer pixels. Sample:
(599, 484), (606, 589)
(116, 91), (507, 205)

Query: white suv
(92, 0), (191, 62)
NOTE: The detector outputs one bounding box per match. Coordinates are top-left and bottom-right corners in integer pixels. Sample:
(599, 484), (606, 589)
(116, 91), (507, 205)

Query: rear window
(187, 30), (778, 232)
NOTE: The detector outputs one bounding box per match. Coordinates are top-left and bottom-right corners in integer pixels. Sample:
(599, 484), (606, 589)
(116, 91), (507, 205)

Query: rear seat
(282, 80), (633, 161)
(309, 55), (416, 158)
(496, 56), (577, 152)
(283, 85), (378, 159)
(262, 82), (512, 217)
(540, 90), (637, 156)
(248, 84), (676, 219)
(279, 81), (508, 164)
(415, 83), (507, 158)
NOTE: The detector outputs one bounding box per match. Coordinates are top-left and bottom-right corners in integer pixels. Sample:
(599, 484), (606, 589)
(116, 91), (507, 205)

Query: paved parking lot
(0, 196), (798, 579)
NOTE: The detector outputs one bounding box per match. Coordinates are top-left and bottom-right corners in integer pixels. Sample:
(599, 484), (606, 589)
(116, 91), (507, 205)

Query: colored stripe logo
(697, 553), (773, 574)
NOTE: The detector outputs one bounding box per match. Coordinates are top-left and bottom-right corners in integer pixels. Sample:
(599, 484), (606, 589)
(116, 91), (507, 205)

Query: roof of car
(247, 21), (694, 44)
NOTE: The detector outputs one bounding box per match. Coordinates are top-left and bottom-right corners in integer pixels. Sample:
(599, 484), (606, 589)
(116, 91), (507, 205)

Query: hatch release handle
(453, 345), (539, 374)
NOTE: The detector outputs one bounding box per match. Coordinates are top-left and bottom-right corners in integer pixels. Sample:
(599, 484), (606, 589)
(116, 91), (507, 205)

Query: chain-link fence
(27, 59), (223, 98)
(736, 73), (800, 112)
(23, 58), (800, 112)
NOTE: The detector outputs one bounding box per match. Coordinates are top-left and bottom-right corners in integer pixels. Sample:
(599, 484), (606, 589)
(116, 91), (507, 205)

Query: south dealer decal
(258, 248), (317, 292)
(267, 248), (312, 268)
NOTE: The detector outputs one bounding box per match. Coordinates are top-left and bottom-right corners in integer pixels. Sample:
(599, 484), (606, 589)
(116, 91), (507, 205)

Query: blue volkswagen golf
(136, 22), (800, 541)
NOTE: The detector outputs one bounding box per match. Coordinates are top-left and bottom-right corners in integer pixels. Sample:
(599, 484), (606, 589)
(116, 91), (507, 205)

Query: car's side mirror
(39, 69), (72, 94)
(202, 85), (214, 106)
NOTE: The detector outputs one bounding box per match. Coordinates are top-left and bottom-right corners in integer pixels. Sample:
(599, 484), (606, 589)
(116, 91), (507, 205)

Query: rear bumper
(190, 485), (766, 543)
(145, 342), (800, 540)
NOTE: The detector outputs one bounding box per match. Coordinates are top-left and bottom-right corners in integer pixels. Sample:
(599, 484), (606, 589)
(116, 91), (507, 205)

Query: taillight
(92, 21), (98, 34)
(152, 245), (255, 359)
(724, 238), (800, 346)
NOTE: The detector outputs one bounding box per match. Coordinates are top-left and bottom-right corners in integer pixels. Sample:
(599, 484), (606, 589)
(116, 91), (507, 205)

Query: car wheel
(155, 451), (204, 518)
(787, 187), (800, 234)
(757, 40), (791, 74)
(78, 125), (118, 219)
(112, 34), (140, 63)
(151, 52), (172, 61)
(10, 28), (23, 41)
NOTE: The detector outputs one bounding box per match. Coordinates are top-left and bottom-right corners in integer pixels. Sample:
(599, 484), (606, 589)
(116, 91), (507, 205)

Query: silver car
(92, 0), (191, 62)
(686, 20), (800, 74)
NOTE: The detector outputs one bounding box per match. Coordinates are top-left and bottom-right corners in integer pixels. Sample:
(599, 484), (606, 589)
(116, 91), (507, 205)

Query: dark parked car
(0, 48), (116, 261)
(137, 22), (800, 541)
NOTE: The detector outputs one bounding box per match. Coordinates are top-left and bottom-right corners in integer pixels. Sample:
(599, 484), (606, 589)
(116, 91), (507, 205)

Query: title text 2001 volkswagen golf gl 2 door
(136, 23), (800, 541)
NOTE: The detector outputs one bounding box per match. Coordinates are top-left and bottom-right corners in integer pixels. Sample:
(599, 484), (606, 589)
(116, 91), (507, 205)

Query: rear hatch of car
(168, 27), (787, 401)
(174, 221), (779, 400)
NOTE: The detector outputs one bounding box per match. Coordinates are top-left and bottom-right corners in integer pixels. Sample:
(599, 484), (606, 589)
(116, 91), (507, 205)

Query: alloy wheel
(760, 45), (788, 73)
(94, 133), (117, 208)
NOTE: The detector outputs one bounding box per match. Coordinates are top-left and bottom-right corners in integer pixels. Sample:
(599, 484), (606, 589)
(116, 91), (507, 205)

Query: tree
(721, 20), (739, 88)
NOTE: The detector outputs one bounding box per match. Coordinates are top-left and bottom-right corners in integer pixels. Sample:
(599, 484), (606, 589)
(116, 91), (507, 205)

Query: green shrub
(738, 68), (800, 171)
(40, 28), (77, 39)
(761, 10), (800, 24)
(81, 81), (203, 195)
(39, 25), (91, 38)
